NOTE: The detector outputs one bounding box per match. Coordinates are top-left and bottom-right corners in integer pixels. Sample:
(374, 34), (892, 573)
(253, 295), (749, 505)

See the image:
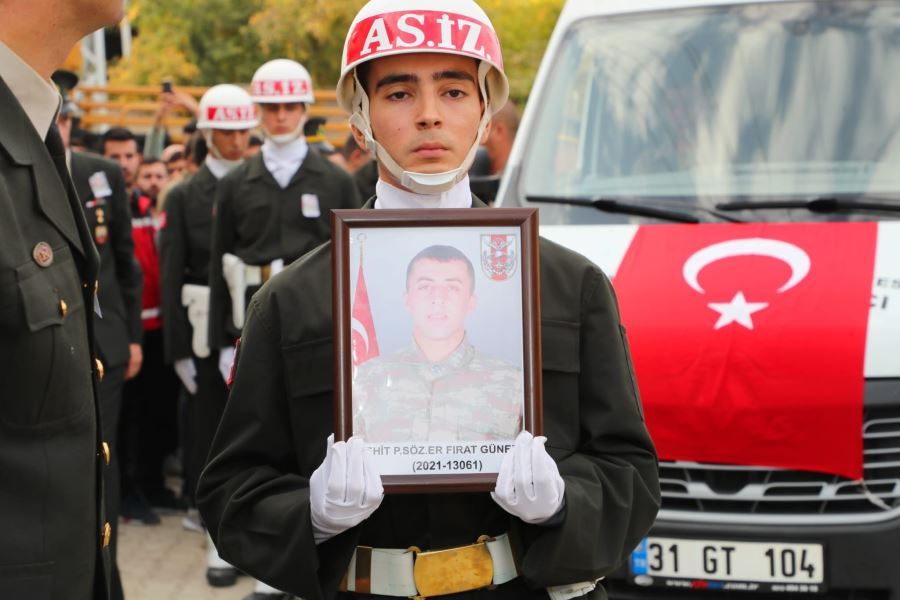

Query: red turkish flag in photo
(351, 262), (379, 367)
(613, 222), (878, 480)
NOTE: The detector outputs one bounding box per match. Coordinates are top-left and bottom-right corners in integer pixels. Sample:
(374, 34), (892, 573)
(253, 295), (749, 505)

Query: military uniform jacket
(197, 199), (661, 600)
(207, 148), (361, 350)
(160, 164), (217, 363)
(72, 151), (143, 368)
(0, 77), (109, 599)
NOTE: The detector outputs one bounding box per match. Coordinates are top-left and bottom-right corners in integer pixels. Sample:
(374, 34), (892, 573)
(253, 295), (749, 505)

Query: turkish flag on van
(613, 222), (877, 480)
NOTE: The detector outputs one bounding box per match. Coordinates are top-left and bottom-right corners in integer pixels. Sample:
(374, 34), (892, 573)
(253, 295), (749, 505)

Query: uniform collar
(401, 336), (475, 373)
(262, 136), (308, 164)
(194, 163), (219, 192)
(362, 194), (488, 210)
(0, 41), (61, 140)
(205, 154), (243, 180)
(246, 144), (326, 185)
(374, 176), (473, 209)
(262, 137), (309, 189)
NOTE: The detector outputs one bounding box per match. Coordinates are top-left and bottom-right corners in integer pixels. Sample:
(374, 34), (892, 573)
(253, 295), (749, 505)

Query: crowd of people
(2, 1), (658, 600)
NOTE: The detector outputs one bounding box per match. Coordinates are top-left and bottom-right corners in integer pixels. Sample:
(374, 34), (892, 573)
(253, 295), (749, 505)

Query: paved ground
(118, 514), (256, 600)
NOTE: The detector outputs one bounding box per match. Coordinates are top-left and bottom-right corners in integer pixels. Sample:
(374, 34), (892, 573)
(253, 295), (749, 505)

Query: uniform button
(102, 442), (111, 466)
(58, 299), (68, 317)
(102, 522), (111, 548)
(95, 358), (105, 382)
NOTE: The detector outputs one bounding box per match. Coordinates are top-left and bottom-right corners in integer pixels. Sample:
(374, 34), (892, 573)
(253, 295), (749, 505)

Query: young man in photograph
(198, 2), (660, 599)
(353, 244), (523, 443)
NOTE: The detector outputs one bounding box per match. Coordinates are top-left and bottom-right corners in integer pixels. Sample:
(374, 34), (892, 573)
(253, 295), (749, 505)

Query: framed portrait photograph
(332, 208), (542, 493)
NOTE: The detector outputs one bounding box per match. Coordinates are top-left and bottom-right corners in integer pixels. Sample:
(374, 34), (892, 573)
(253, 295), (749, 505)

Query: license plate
(629, 537), (826, 593)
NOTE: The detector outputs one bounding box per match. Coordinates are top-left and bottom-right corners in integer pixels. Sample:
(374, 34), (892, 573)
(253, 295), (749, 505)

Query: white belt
(181, 284), (210, 358)
(340, 533), (518, 598)
(222, 254), (284, 330)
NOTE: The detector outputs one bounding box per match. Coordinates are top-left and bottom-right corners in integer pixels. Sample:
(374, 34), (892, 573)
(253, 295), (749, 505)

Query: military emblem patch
(32, 242), (54, 267)
(481, 234), (517, 281)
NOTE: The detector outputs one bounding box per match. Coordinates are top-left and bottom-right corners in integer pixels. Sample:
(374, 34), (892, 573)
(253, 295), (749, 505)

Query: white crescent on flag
(351, 317), (370, 350)
(682, 238), (811, 294)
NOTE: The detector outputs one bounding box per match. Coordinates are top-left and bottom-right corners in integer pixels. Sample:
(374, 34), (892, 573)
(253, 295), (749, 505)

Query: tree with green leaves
(111, 0), (267, 86)
(110, 0), (564, 103)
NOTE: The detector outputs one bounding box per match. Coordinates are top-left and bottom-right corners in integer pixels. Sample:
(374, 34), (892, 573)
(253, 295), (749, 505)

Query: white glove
(174, 358), (198, 395)
(491, 430), (566, 524)
(309, 434), (384, 544)
(218, 346), (236, 383)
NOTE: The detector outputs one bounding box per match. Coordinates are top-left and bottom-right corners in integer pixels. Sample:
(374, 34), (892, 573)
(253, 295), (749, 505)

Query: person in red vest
(112, 144), (185, 525)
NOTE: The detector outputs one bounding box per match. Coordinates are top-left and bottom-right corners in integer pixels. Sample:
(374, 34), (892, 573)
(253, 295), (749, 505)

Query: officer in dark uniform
(207, 59), (361, 375)
(198, 2), (659, 599)
(56, 83), (143, 600)
(0, 1), (124, 597)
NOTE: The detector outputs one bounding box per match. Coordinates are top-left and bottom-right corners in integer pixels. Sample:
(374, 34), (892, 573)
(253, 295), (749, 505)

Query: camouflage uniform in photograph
(353, 339), (523, 442)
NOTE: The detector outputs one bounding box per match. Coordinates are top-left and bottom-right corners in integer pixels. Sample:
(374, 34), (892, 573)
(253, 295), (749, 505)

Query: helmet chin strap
(263, 113), (307, 146)
(203, 130), (244, 169)
(350, 62), (492, 195)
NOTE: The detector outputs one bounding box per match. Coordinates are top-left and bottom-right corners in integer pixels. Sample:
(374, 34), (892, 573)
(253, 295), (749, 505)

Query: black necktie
(44, 123), (70, 187)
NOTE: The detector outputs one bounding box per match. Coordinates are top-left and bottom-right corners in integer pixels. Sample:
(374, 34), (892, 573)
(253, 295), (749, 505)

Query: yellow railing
(73, 84), (349, 147)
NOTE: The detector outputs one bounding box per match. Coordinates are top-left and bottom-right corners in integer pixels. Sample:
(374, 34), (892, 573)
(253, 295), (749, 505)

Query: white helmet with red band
(197, 84), (259, 131)
(336, 0), (509, 194)
(251, 59), (315, 104)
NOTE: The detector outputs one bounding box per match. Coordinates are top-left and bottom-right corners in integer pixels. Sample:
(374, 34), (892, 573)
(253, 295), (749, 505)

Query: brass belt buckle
(410, 536), (494, 599)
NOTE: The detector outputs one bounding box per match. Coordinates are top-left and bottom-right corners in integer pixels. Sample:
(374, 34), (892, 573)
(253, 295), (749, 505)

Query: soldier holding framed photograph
(198, 1), (660, 598)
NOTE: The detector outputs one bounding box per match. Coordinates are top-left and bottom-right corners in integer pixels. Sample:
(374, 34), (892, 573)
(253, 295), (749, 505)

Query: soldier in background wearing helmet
(207, 58), (361, 390)
(198, 2), (660, 599)
(159, 83), (257, 592)
(205, 60), (359, 600)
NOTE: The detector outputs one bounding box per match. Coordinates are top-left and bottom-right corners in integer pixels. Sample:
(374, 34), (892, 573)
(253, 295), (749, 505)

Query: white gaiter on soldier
(374, 176), (472, 209)
(262, 136), (308, 189)
(205, 154), (243, 180)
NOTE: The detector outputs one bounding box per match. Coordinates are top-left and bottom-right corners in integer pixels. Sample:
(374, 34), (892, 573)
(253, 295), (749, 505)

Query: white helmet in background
(251, 59), (315, 104)
(196, 84), (259, 131)
(336, 0), (509, 194)
(251, 59), (315, 144)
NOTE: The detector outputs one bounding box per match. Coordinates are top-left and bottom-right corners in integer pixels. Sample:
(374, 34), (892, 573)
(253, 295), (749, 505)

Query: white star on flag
(708, 291), (769, 330)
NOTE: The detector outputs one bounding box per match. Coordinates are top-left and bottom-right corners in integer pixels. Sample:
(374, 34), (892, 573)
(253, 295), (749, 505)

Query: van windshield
(518, 1), (900, 223)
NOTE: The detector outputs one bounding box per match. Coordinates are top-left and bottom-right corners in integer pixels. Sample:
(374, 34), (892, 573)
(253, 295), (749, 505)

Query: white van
(497, 0), (900, 597)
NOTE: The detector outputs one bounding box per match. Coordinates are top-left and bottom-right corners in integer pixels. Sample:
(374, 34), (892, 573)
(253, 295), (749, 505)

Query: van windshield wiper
(526, 195), (701, 223)
(716, 197), (900, 213)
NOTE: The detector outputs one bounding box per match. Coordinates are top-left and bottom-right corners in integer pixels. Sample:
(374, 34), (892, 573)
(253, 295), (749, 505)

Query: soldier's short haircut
(406, 245), (475, 292)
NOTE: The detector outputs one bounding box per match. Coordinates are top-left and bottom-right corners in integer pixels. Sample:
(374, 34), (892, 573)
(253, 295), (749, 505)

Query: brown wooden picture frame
(332, 208), (542, 493)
